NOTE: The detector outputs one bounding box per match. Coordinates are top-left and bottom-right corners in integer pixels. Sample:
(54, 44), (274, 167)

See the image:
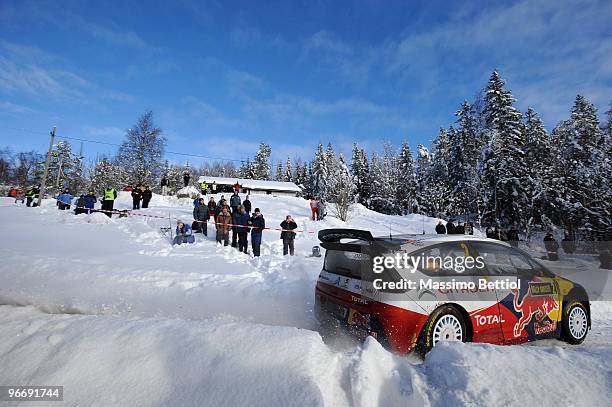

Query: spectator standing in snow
(142, 185), (152, 208)
(561, 233), (576, 254)
(544, 232), (559, 261)
(160, 176), (169, 195)
(25, 187), (35, 207)
(101, 186), (117, 218)
(230, 191), (241, 215)
(446, 220), (456, 234)
(455, 222), (465, 234)
(317, 199), (326, 220)
(233, 181), (241, 193)
(14, 188), (25, 204)
(280, 215), (298, 256)
(193, 198), (209, 236)
(208, 197), (217, 219)
(57, 189), (73, 210)
(234, 206), (250, 254)
(435, 221), (446, 234)
(183, 170), (190, 187)
(173, 220), (195, 245)
(215, 206), (232, 246)
(310, 198), (318, 221)
(74, 195), (87, 215)
(243, 195), (252, 213)
(200, 180), (208, 195)
(218, 195), (228, 212)
(84, 191), (97, 214)
(230, 197), (243, 248)
(465, 221), (474, 235)
(211, 181), (217, 194)
(131, 185), (142, 210)
(507, 226), (519, 248)
(248, 208), (265, 257)
(597, 236), (612, 270)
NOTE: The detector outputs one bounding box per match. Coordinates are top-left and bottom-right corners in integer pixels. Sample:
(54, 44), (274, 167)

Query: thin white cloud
(0, 41), (135, 105)
(83, 126), (125, 138)
(0, 101), (36, 115)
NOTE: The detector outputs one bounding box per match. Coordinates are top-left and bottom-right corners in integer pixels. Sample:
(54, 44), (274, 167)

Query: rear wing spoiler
(318, 229), (375, 253)
(318, 229), (374, 243)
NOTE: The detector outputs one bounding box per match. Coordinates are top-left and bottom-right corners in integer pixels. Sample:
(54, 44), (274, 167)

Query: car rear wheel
(417, 305), (467, 355)
(562, 301), (588, 344)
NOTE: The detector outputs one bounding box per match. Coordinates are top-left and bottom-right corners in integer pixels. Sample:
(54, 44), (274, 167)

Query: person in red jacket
(310, 197), (318, 221)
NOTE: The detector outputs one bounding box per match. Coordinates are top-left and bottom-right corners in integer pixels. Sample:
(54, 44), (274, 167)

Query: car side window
(472, 242), (536, 276)
(414, 241), (482, 276)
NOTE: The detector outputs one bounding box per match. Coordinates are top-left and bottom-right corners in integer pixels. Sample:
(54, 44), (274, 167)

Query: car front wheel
(561, 301), (589, 344)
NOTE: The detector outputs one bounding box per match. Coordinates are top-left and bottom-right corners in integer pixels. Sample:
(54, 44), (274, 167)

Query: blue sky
(1, 0), (610, 165)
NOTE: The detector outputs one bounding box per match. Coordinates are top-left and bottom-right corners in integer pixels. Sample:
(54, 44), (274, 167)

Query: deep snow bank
(1, 305), (610, 407)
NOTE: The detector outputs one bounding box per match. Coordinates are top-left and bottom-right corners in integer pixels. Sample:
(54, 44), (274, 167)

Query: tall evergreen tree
(274, 161), (284, 181)
(396, 141), (418, 214)
(480, 71), (528, 227)
(523, 107), (552, 228)
(311, 144), (328, 199)
(253, 143), (271, 180)
(351, 144), (370, 205)
(284, 157), (293, 182)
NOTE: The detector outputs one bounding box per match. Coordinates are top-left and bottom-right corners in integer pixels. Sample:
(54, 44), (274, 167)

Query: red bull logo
(512, 283), (559, 338)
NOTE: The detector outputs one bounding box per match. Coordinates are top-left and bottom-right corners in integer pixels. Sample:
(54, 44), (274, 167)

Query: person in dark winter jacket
(193, 198), (209, 236)
(215, 206), (232, 246)
(229, 192), (241, 215)
(233, 206), (251, 253)
(74, 195), (87, 215)
(486, 227), (494, 238)
(561, 233), (576, 254)
(131, 186), (142, 210)
(543, 233), (559, 261)
(173, 220), (195, 245)
(446, 220), (455, 234)
(161, 177), (169, 195)
(455, 222), (465, 234)
(243, 195), (252, 213)
(280, 215), (298, 256)
(465, 221), (474, 235)
(218, 195), (227, 209)
(435, 221), (446, 234)
(596, 237), (612, 270)
(84, 191), (97, 214)
(141, 185), (152, 208)
(248, 208), (265, 257)
(183, 171), (190, 187)
(208, 197), (217, 219)
(57, 189), (73, 210)
(507, 226), (519, 248)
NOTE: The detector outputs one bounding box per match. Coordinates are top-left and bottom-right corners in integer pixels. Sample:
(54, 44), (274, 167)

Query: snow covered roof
(197, 176), (302, 193)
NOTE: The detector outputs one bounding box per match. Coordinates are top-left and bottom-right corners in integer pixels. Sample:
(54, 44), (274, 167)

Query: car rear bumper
(314, 282), (429, 354)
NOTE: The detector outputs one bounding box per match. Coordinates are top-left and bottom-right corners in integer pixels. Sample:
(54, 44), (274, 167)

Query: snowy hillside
(0, 193), (610, 406)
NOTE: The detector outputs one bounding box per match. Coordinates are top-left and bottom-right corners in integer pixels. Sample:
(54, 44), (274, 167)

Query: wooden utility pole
(38, 126), (56, 207)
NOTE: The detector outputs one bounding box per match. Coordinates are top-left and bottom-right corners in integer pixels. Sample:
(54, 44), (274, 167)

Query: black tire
(561, 301), (589, 344)
(417, 305), (467, 356)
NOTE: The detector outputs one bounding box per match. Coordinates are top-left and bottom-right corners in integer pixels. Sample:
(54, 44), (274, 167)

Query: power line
(1, 126), (245, 163)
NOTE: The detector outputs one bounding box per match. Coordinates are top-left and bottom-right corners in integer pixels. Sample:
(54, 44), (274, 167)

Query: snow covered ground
(0, 193), (610, 406)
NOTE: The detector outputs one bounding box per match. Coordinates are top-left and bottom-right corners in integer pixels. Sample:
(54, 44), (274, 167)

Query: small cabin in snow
(197, 176), (302, 197)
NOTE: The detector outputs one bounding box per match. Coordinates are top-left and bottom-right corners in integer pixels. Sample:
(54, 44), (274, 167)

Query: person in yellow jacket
(200, 181), (209, 195)
(101, 185), (117, 218)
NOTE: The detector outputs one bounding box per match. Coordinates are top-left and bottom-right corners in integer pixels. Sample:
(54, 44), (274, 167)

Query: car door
(410, 241), (505, 344)
(471, 242), (561, 343)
